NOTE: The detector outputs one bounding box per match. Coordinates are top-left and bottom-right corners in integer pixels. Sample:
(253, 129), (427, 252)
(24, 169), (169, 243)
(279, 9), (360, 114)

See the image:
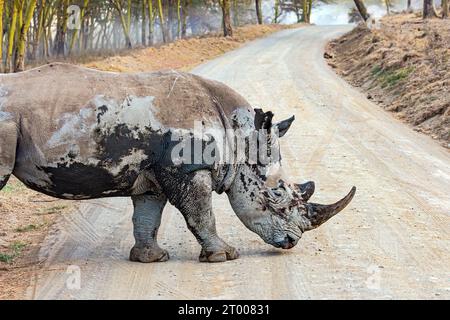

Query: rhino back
(0, 63), (252, 199)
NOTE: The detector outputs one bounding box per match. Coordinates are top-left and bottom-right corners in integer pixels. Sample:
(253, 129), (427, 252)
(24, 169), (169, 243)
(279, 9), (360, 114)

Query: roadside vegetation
(0, 177), (74, 299)
(327, 10), (449, 147)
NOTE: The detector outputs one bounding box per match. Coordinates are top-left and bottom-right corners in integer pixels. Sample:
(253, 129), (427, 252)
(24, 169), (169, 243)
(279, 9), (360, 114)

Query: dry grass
(327, 13), (450, 147)
(85, 24), (299, 72)
(0, 177), (77, 299)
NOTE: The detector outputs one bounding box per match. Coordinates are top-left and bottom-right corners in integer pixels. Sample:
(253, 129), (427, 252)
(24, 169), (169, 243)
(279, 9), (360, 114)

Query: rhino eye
(273, 190), (282, 197)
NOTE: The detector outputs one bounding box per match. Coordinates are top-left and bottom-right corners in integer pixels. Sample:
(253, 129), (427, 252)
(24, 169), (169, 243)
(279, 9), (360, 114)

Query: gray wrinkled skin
(0, 63), (355, 263)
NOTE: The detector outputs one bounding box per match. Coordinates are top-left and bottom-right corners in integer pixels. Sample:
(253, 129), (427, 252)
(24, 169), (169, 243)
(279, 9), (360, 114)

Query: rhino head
(225, 108), (356, 249)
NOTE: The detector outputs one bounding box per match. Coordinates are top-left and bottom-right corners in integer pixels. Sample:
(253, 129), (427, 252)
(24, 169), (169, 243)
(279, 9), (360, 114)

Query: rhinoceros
(0, 63), (355, 263)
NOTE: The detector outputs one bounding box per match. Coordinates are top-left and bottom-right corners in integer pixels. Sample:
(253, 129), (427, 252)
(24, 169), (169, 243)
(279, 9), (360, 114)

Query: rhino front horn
(303, 187), (356, 230)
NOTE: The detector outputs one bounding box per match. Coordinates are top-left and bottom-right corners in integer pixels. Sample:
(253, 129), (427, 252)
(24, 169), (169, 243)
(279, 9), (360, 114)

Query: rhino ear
(254, 108), (274, 131)
(294, 181), (315, 202)
(273, 115), (295, 137)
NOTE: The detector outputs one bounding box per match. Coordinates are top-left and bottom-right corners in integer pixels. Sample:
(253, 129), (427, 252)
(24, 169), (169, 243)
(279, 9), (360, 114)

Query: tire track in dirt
(28, 26), (450, 299)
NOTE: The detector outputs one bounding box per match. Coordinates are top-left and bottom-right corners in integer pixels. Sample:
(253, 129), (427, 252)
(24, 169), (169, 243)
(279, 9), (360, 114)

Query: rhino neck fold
(213, 163), (240, 194)
(225, 165), (267, 228)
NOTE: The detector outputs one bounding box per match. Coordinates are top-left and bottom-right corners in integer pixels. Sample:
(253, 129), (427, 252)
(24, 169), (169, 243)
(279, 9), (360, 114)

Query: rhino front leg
(129, 193), (170, 263)
(157, 169), (239, 263)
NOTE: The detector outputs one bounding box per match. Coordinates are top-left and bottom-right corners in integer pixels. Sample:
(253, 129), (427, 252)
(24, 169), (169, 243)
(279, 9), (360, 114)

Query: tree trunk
(353, 0), (370, 21)
(147, 0), (154, 44)
(54, 0), (69, 57)
(385, 0), (391, 15)
(126, 0), (131, 33)
(157, 0), (166, 43)
(177, 0), (181, 38)
(255, 0), (262, 24)
(233, 0), (239, 26)
(302, 0), (309, 23)
(0, 0), (4, 72)
(407, 0), (412, 12)
(181, 0), (187, 37)
(15, 0), (38, 72)
(442, 0), (448, 18)
(307, 0), (312, 22)
(221, 0), (233, 37)
(31, 0), (45, 60)
(141, 0), (146, 46)
(111, 0), (133, 48)
(6, 0), (19, 72)
(423, 0), (437, 18)
(168, 0), (175, 41)
(44, 15), (52, 58)
(274, 0), (280, 23)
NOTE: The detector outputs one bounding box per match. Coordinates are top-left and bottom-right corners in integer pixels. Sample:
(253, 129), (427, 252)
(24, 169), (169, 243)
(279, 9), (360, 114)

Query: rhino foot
(199, 246), (239, 263)
(129, 246), (170, 263)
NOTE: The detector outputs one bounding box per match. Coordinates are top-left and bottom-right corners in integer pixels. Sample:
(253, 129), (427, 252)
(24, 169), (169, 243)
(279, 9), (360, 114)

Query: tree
(255, 0), (262, 24)
(303, 0), (312, 23)
(274, 0), (280, 23)
(221, 0), (233, 37)
(147, 0), (154, 44)
(6, 0), (19, 72)
(110, 0), (133, 48)
(353, 0), (370, 22)
(15, 0), (38, 72)
(423, 0), (438, 18)
(443, 0), (448, 18)
(384, 0), (391, 15)
(31, 0), (46, 60)
(181, 0), (188, 37)
(278, 0), (312, 24)
(54, 0), (69, 56)
(407, 0), (413, 12)
(156, 0), (166, 43)
(0, 0), (4, 73)
(141, 0), (146, 46)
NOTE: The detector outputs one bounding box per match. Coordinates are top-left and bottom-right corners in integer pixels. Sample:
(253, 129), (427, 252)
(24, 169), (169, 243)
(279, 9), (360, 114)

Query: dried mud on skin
(326, 13), (449, 148)
(0, 23), (302, 299)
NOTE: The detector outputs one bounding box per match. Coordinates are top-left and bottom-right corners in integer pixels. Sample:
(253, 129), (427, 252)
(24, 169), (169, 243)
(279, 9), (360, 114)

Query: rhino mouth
(274, 233), (299, 249)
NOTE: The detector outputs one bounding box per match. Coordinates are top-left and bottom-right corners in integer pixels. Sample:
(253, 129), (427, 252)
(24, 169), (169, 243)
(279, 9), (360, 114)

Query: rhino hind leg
(0, 119), (18, 191)
(156, 169), (239, 263)
(129, 193), (170, 263)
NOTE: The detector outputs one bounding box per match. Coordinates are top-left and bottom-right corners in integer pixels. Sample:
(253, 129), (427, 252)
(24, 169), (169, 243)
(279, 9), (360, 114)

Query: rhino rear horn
(304, 187), (356, 230)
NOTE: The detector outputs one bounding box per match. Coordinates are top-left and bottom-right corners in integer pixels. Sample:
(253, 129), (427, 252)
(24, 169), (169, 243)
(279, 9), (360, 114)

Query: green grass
(36, 205), (67, 216)
(1, 184), (16, 193)
(371, 65), (415, 88)
(15, 224), (38, 233)
(0, 241), (27, 264)
(371, 65), (383, 76)
(0, 253), (15, 263)
(0, 181), (27, 194)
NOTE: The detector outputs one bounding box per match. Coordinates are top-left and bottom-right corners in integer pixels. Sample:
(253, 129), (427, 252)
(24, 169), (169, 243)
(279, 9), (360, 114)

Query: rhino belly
(13, 157), (142, 200)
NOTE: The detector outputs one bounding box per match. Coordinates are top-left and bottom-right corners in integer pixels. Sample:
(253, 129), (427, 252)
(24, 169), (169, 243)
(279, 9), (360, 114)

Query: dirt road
(27, 26), (450, 299)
